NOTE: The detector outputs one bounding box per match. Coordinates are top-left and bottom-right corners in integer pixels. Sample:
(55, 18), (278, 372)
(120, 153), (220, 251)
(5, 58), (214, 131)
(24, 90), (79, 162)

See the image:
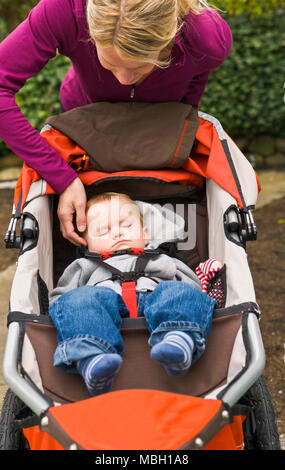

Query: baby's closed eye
(96, 227), (109, 236)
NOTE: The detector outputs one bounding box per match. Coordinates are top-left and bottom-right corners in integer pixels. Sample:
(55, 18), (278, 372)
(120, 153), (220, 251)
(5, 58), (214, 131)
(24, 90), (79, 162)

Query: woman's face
(96, 45), (158, 85)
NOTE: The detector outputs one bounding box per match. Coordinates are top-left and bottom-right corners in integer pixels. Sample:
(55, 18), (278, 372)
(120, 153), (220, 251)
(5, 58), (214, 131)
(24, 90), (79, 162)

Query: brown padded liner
(25, 312), (242, 404)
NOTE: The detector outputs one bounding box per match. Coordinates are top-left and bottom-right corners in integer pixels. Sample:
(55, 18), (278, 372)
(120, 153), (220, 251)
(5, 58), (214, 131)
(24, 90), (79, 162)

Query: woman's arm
(182, 70), (210, 108)
(182, 9), (232, 107)
(0, 0), (79, 193)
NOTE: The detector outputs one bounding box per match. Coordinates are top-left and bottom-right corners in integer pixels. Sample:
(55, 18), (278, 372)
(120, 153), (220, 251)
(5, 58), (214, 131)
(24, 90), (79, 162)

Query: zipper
(75, 154), (88, 172)
(130, 85), (135, 99)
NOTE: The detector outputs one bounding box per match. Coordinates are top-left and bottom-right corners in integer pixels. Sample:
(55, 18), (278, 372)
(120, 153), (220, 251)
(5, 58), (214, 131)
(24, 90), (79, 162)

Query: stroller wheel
(0, 389), (31, 450)
(241, 376), (281, 450)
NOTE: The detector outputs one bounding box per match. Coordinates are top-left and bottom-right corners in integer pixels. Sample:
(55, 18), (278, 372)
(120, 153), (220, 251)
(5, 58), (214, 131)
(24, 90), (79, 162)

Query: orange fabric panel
(23, 425), (64, 450)
(194, 119), (261, 206)
(22, 417), (246, 451)
(47, 390), (223, 450)
(256, 173), (261, 193)
(13, 165), (202, 212)
(23, 419), (245, 452)
(184, 118), (243, 207)
(13, 164), (55, 212)
(204, 415), (246, 450)
(41, 127), (87, 165)
(22, 399), (246, 451)
(75, 167), (202, 189)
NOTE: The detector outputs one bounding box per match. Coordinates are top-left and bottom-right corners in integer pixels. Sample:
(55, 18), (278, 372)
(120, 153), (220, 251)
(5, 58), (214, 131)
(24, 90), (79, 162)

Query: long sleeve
(0, 0), (79, 193)
(181, 71), (210, 108)
(181, 10), (233, 107)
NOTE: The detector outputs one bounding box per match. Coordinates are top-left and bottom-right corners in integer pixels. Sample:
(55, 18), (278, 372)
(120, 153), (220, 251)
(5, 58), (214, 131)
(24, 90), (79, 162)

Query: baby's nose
(113, 225), (123, 238)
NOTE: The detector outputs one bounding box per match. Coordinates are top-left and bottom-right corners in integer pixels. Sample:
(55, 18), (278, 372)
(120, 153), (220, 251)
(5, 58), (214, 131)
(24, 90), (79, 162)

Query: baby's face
(85, 197), (148, 254)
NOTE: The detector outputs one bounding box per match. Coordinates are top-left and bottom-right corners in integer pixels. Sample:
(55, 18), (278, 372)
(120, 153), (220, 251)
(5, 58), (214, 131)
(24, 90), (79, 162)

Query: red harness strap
(80, 246), (161, 318)
(122, 248), (147, 317)
(121, 281), (138, 318)
(101, 248), (142, 318)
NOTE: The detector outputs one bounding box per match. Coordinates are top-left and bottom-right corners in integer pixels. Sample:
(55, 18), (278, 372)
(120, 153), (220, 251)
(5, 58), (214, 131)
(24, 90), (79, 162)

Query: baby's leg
(150, 331), (194, 376)
(143, 281), (216, 375)
(50, 286), (128, 394)
(77, 353), (122, 396)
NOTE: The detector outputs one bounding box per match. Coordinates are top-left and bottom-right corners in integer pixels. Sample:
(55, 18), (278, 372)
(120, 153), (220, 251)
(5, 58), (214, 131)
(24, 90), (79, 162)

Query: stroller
(0, 102), (281, 450)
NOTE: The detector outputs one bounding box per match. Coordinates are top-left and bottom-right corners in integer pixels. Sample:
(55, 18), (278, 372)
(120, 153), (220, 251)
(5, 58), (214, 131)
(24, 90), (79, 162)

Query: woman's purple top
(0, 0), (232, 193)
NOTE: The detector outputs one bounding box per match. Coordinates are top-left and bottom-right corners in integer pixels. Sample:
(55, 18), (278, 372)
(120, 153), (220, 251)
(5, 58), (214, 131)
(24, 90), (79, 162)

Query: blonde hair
(86, 192), (144, 225)
(86, 0), (213, 68)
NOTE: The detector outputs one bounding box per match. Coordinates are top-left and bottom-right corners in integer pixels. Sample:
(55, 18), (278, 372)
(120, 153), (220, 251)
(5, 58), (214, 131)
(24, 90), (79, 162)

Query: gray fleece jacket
(49, 201), (201, 306)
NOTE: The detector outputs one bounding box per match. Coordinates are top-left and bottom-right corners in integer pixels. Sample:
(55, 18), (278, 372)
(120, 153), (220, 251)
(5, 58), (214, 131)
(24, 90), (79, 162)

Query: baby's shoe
(151, 331), (194, 376)
(77, 353), (122, 396)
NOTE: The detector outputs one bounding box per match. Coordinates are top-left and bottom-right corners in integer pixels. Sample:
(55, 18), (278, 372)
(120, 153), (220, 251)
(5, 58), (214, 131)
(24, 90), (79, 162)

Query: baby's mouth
(113, 240), (129, 248)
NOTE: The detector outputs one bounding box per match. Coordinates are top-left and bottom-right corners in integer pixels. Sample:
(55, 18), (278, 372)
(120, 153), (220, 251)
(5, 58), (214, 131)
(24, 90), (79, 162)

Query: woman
(0, 0), (232, 246)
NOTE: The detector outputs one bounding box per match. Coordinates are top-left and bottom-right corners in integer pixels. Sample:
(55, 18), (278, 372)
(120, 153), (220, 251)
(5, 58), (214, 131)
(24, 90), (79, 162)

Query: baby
(49, 192), (216, 396)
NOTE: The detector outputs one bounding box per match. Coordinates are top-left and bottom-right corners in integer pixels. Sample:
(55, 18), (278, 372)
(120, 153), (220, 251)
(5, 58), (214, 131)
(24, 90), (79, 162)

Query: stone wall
(236, 136), (285, 170)
(0, 154), (22, 182)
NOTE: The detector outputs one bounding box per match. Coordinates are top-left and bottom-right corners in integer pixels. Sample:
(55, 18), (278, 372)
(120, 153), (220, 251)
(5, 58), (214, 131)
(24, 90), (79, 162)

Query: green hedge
(215, 0), (284, 17)
(0, 18), (8, 42)
(0, 5), (284, 156)
(15, 54), (71, 129)
(200, 6), (285, 138)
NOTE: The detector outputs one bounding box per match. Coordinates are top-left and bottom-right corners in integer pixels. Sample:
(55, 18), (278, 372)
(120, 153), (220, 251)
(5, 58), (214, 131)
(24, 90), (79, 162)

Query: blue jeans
(49, 281), (216, 373)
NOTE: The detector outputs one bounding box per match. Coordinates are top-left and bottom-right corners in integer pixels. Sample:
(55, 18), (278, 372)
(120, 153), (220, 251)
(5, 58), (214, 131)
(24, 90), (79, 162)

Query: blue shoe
(77, 353), (122, 396)
(151, 331), (194, 376)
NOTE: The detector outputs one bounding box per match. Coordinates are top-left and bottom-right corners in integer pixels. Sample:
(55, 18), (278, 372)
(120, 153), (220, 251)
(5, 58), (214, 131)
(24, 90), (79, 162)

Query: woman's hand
(57, 177), (87, 246)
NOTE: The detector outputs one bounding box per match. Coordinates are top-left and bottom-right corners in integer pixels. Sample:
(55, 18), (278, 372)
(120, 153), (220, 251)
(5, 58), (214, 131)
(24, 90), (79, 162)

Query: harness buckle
(112, 271), (142, 283)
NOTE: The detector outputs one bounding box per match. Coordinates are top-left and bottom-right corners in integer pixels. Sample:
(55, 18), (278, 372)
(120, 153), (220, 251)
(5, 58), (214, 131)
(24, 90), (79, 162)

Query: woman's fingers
(58, 177), (87, 246)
